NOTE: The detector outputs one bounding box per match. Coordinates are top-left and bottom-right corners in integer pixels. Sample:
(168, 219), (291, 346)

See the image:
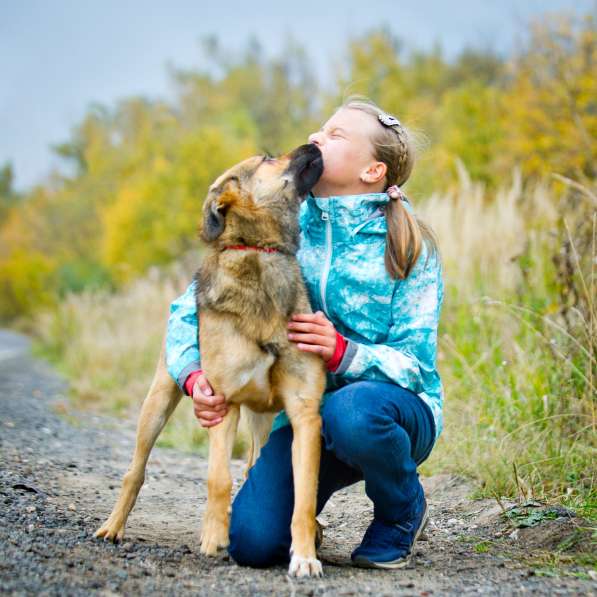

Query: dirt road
(0, 329), (593, 595)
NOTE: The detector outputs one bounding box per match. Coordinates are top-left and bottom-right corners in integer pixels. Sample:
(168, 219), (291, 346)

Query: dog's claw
(94, 520), (125, 543)
(200, 515), (229, 556)
(288, 555), (323, 578)
(200, 535), (228, 556)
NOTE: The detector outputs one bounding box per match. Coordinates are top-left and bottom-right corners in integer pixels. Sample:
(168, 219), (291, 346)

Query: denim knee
(322, 382), (403, 463)
(228, 505), (289, 567)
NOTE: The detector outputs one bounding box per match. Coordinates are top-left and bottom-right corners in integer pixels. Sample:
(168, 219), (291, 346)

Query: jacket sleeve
(333, 242), (444, 395)
(165, 280), (201, 391)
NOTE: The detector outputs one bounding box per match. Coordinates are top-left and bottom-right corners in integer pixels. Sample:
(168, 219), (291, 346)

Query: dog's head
(200, 143), (323, 253)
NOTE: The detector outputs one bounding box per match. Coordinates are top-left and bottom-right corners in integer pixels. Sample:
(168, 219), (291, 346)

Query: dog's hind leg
(200, 403), (240, 555)
(95, 342), (182, 542)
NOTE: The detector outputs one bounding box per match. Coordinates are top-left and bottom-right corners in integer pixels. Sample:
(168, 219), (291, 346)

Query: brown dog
(95, 143), (327, 577)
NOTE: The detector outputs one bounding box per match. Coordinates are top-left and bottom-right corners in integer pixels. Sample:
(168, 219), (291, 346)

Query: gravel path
(0, 329), (594, 596)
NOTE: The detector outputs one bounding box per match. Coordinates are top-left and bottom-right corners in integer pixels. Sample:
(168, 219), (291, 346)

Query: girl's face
(307, 107), (386, 197)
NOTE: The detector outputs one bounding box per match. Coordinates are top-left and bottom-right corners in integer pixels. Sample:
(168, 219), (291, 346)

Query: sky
(1, 0), (593, 193)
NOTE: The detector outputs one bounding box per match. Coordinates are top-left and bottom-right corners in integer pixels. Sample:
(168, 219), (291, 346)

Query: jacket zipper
(320, 211), (332, 316)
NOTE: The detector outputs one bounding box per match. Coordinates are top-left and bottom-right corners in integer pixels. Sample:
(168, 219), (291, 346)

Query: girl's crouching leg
(228, 503), (291, 567)
(227, 425), (295, 568)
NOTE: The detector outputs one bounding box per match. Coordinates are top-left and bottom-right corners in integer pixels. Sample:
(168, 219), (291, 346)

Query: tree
(0, 162), (19, 219)
(503, 14), (596, 182)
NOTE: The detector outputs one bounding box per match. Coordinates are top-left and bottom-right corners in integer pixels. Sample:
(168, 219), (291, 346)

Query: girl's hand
(192, 374), (228, 428)
(287, 311), (337, 362)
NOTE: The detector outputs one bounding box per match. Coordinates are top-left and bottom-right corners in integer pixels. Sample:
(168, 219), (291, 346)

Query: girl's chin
(310, 179), (325, 195)
(311, 177), (348, 197)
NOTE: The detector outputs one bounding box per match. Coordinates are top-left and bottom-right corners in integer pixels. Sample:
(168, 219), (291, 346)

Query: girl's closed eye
(329, 128), (347, 139)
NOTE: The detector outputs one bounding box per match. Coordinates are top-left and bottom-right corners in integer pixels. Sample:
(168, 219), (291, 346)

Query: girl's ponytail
(383, 192), (438, 279)
(384, 195), (422, 279)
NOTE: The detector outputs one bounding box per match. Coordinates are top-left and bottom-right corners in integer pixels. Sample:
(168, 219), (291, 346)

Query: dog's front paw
(200, 514), (229, 556)
(95, 516), (125, 543)
(288, 554), (323, 578)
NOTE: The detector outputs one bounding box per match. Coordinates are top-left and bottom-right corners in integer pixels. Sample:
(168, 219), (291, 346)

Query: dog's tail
(240, 407), (274, 477)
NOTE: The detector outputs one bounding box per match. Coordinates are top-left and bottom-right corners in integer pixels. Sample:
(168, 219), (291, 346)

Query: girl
(165, 96), (444, 569)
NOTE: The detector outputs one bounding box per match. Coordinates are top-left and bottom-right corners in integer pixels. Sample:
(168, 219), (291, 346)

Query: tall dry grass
(418, 166), (595, 512)
(34, 170), (596, 511)
(34, 256), (210, 453)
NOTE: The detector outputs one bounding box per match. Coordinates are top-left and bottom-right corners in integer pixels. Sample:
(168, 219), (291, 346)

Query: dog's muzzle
(286, 143), (324, 197)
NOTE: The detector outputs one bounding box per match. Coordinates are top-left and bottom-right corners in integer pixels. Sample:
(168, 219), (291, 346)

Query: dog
(95, 143), (327, 578)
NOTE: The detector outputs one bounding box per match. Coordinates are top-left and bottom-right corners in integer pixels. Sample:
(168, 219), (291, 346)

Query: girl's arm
(166, 274), (344, 395)
(165, 280), (202, 392)
(333, 243), (444, 394)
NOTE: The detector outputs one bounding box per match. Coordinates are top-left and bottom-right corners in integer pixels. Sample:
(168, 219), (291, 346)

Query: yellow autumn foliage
(101, 128), (256, 283)
(0, 12), (594, 319)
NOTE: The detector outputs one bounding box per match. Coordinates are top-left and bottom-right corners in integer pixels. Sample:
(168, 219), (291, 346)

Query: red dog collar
(224, 245), (279, 253)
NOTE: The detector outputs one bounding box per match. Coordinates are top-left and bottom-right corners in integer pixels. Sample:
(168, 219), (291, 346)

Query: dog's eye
(261, 151), (277, 163)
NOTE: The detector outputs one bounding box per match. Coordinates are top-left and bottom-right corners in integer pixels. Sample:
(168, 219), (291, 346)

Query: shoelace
(394, 521), (414, 534)
(359, 519), (413, 551)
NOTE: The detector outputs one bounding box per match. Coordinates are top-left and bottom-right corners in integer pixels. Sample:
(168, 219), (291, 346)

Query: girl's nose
(308, 131), (323, 146)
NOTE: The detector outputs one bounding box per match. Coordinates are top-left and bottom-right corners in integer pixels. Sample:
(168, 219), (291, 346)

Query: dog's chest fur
(195, 250), (302, 343)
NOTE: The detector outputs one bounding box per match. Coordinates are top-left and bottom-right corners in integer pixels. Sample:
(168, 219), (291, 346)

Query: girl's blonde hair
(341, 95), (439, 279)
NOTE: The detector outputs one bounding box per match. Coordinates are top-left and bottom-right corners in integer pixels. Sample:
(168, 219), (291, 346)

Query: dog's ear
(200, 178), (240, 243)
(201, 201), (226, 242)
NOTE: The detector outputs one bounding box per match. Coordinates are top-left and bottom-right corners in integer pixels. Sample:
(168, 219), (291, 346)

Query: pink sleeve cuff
(184, 369), (203, 396)
(326, 331), (347, 372)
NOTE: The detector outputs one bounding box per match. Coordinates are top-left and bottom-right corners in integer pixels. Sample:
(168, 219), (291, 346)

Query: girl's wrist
(326, 332), (347, 372)
(184, 369), (203, 396)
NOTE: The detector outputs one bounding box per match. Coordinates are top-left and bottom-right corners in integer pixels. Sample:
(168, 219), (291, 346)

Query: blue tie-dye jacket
(165, 192), (445, 439)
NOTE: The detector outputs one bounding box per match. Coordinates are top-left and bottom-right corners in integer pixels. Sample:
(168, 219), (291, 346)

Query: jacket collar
(305, 191), (389, 223)
(304, 191), (413, 229)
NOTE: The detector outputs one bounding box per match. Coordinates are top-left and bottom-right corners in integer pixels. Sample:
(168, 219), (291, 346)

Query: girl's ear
(359, 161), (387, 184)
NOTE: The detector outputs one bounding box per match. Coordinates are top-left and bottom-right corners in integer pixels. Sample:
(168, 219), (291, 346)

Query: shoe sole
(351, 504), (429, 570)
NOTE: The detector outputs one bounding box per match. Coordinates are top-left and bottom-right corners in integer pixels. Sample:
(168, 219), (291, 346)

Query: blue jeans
(228, 380), (436, 568)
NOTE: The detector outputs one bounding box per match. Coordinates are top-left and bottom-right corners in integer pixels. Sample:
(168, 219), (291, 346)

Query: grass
(32, 169), (596, 516)
(473, 541), (492, 553)
(32, 256), (213, 454)
(416, 169), (596, 516)
(524, 536), (597, 578)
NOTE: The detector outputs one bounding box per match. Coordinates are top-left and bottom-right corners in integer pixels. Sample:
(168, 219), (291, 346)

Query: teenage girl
(165, 96), (444, 569)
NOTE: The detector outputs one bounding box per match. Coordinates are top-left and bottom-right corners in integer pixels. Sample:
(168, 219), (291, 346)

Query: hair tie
(378, 112), (401, 127)
(386, 185), (403, 201)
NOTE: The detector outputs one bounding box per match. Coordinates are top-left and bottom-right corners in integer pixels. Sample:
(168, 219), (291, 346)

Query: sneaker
(351, 495), (428, 569)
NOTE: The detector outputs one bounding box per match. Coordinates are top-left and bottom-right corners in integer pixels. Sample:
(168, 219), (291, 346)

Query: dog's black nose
(288, 144), (323, 196)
